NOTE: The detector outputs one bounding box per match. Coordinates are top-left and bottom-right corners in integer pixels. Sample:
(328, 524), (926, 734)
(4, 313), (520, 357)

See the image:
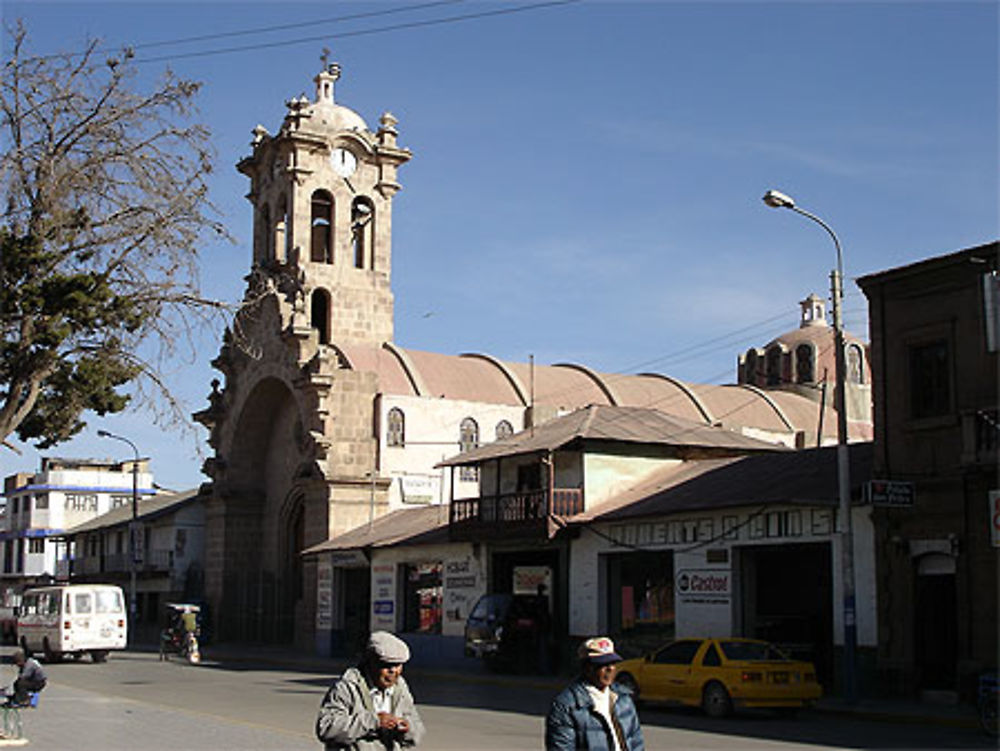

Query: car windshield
(719, 641), (790, 661)
(469, 594), (511, 620)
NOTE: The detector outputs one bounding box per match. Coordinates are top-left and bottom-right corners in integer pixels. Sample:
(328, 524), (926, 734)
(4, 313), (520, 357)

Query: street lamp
(762, 189), (857, 703)
(96, 429), (140, 643)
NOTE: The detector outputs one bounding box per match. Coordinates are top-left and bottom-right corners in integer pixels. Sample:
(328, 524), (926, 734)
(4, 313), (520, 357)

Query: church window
(744, 349), (761, 385)
(310, 190), (333, 263)
(387, 408), (405, 447)
(795, 344), (815, 384)
(459, 418), (479, 482)
(495, 420), (514, 440)
(311, 288), (330, 344)
(275, 194), (290, 262)
(351, 198), (375, 269)
(847, 343), (864, 384)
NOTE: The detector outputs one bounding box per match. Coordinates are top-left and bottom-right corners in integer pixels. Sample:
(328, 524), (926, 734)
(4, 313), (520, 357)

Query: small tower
(799, 292), (827, 328)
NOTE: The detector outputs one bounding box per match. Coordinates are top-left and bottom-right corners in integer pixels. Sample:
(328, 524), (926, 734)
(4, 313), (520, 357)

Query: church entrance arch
(217, 376), (309, 643)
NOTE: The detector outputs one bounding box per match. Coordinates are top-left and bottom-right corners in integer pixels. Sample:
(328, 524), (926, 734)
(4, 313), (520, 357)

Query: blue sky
(3, 0), (997, 490)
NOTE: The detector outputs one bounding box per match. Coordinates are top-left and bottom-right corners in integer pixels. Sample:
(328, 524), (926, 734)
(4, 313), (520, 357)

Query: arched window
(351, 197), (375, 269)
(765, 346), (783, 386)
(495, 420), (514, 440)
(744, 349), (760, 385)
(795, 344), (815, 384)
(310, 190), (333, 263)
(847, 343), (864, 384)
(275, 194), (289, 262)
(387, 408), (405, 447)
(310, 288), (330, 344)
(459, 417), (479, 482)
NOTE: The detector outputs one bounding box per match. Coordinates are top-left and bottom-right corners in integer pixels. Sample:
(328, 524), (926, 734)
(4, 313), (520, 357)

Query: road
(1, 650), (992, 750)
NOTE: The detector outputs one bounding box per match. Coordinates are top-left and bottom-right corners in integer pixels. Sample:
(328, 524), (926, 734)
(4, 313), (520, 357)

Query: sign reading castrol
(676, 569), (731, 604)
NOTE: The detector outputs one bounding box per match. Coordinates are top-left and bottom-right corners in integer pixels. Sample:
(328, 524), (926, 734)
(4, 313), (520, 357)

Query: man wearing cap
(316, 631), (425, 750)
(545, 636), (645, 751)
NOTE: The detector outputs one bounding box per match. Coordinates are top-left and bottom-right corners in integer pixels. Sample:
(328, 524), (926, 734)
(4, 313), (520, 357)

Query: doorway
(914, 554), (957, 691)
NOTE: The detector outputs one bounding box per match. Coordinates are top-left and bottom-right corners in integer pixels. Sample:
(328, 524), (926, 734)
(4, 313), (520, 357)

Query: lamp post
(97, 429), (140, 643)
(762, 189), (857, 703)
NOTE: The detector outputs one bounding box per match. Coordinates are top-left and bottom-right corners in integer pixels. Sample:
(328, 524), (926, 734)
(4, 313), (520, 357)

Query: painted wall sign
(607, 508), (831, 548)
(372, 564), (396, 629)
(444, 558), (479, 623)
(316, 557), (333, 630)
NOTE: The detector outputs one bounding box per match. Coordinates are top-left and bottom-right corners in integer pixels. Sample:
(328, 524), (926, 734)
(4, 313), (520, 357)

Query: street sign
(864, 480), (915, 507)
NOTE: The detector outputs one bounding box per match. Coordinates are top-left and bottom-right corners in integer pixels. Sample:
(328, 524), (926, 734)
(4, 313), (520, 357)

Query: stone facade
(196, 63), (409, 647)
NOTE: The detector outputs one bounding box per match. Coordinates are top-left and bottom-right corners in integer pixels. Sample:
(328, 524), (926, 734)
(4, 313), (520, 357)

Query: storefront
(568, 502), (871, 690)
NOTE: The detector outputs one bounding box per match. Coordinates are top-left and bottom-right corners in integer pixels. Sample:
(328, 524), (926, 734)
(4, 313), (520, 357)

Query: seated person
(5, 649), (46, 706)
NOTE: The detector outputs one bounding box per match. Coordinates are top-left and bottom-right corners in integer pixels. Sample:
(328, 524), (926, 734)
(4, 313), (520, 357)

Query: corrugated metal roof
(574, 441), (873, 521)
(438, 404), (787, 467)
(65, 488), (201, 534)
(301, 505), (450, 555)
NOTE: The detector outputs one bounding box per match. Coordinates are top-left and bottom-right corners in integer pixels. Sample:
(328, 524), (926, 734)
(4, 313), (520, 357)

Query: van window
(95, 590), (122, 614)
(74, 593), (92, 614)
(22, 594), (37, 615)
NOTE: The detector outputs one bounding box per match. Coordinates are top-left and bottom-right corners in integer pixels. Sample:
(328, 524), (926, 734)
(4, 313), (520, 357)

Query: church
(194, 62), (871, 650)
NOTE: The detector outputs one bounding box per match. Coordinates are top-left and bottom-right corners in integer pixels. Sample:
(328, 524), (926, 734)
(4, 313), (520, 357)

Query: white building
(1, 456), (155, 588)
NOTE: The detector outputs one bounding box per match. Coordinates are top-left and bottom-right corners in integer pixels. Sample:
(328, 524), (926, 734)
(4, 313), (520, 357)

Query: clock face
(330, 147), (357, 178)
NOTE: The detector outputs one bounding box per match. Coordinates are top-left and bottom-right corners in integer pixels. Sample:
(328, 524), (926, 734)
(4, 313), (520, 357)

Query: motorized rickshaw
(159, 603), (202, 664)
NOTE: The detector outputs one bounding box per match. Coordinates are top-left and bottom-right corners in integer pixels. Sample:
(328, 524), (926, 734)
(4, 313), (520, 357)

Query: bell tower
(237, 59), (411, 346)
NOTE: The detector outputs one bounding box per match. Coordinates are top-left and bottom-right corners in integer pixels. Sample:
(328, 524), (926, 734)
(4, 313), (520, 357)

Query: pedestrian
(316, 631), (425, 750)
(4, 648), (46, 706)
(545, 636), (644, 751)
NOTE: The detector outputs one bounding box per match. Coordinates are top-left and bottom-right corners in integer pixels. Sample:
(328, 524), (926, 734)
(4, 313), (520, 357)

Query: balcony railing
(450, 488), (583, 540)
(70, 548), (175, 576)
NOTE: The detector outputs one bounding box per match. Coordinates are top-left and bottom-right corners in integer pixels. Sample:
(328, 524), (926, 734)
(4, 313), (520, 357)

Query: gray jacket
(316, 667), (425, 750)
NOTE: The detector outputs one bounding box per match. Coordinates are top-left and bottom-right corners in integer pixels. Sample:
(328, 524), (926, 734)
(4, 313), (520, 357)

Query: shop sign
(399, 474), (438, 505)
(864, 480), (915, 507)
(327, 550), (368, 568)
(990, 491), (1000, 548)
(513, 565), (551, 596)
(676, 569), (730, 604)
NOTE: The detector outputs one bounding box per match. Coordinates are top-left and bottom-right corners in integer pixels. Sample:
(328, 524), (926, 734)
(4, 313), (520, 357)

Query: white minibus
(17, 584), (127, 662)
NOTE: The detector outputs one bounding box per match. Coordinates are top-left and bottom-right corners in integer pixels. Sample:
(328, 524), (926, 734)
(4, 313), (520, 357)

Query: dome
(310, 101), (368, 132)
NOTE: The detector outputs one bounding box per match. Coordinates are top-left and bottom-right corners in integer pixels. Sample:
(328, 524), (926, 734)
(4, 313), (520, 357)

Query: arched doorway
(216, 377), (306, 644)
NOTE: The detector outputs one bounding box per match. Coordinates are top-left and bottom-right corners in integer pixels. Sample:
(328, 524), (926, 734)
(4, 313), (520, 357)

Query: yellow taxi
(615, 637), (821, 717)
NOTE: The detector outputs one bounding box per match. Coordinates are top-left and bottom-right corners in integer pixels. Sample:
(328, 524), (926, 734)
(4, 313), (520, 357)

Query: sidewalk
(193, 641), (981, 731)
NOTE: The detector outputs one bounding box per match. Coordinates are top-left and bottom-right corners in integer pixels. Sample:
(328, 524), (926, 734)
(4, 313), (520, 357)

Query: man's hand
(395, 717), (410, 734)
(376, 712), (398, 730)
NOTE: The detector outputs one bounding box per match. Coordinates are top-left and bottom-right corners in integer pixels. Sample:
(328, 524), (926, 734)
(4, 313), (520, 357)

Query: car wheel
(19, 636), (30, 657)
(702, 681), (732, 718)
(91, 650), (109, 663)
(617, 672), (642, 706)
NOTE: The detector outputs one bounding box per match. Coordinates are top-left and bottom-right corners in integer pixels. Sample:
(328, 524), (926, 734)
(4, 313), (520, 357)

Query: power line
(130, 0), (583, 66)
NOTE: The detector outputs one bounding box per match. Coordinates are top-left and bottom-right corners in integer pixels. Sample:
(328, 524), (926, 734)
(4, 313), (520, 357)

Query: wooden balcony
(449, 488), (583, 541)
